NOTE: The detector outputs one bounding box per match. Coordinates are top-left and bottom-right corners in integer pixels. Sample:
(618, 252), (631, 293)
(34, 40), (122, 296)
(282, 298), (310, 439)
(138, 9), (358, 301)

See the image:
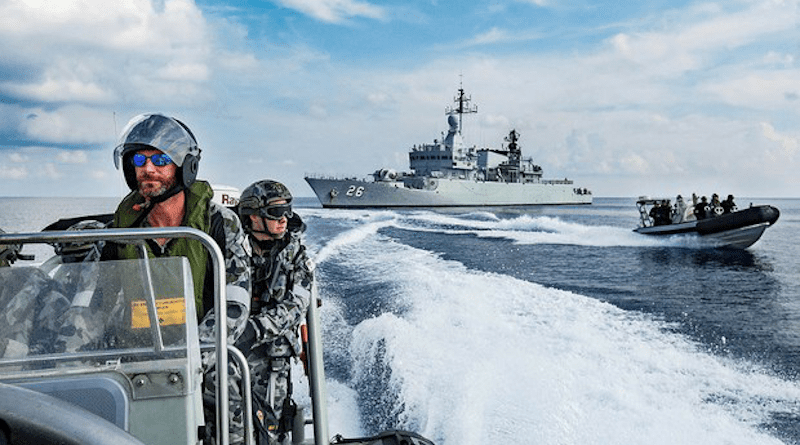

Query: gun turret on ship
(305, 87), (592, 208)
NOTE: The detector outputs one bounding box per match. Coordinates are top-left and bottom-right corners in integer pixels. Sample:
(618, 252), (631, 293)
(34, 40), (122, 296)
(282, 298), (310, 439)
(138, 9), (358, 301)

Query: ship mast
(445, 81), (478, 134)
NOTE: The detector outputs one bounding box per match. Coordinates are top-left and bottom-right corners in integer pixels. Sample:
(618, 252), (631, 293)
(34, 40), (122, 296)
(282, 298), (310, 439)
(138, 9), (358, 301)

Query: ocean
(2, 196), (799, 445)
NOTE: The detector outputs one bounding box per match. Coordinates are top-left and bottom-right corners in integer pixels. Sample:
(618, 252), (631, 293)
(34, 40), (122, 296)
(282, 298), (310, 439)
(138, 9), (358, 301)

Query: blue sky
(0, 0), (798, 198)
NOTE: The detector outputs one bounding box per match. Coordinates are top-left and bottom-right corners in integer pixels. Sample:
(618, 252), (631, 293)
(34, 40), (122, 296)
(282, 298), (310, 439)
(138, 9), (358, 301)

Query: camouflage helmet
(238, 180), (293, 218)
(52, 220), (107, 263)
(0, 228), (22, 267)
(113, 113), (201, 190)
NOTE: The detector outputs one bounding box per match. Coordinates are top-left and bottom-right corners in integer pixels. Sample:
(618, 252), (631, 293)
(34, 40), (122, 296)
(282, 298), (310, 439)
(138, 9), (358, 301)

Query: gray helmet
(238, 180), (293, 219)
(113, 113), (201, 190)
(0, 228), (21, 267)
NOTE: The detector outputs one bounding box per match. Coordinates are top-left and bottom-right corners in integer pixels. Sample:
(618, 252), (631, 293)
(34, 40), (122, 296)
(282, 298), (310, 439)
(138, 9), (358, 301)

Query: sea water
(2, 197), (799, 444)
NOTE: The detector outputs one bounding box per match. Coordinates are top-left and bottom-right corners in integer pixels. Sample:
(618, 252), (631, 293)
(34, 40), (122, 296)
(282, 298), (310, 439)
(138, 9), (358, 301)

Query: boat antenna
(445, 79), (478, 134)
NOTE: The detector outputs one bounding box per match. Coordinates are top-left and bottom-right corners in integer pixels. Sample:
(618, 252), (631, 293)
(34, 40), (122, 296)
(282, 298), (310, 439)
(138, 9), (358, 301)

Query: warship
(305, 87), (592, 208)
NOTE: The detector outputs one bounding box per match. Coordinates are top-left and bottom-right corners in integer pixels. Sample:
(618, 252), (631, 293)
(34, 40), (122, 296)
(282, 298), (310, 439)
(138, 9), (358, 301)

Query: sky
(0, 0), (798, 199)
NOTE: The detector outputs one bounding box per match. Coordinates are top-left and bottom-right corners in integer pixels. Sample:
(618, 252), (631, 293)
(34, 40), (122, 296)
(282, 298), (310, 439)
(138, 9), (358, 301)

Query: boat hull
(305, 177), (592, 208)
(634, 205), (780, 249)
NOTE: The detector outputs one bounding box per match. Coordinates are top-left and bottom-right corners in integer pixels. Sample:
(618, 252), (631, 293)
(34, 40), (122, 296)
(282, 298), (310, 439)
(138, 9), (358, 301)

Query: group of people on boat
(649, 193), (738, 226)
(693, 193), (737, 220)
(0, 113), (312, 445)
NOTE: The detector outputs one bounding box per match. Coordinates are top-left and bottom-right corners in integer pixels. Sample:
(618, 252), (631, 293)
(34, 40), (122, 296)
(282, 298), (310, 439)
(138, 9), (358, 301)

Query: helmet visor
(113, 114), (197, 169)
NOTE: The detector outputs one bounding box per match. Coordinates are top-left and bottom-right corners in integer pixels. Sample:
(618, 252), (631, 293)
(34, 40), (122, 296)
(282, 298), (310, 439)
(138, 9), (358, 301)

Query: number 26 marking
(346, 185), (365, 197)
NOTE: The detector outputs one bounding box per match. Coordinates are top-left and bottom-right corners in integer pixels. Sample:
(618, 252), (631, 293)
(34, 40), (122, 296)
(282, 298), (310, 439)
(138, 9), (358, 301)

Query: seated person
(709, 193), (723, 216)
(650, 200), (672, 226)
(694, 196), (709, 220)
(721, 194), (737, 214)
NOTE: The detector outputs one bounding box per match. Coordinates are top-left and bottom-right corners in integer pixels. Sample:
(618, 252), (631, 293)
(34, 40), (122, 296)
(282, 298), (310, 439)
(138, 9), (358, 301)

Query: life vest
(113, 181), (214, 317)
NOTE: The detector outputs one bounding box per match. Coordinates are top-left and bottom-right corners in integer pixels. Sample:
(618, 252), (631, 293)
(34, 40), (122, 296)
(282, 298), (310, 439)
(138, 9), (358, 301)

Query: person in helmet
(709, 193), (723, 217)
(694, 196), (709, 220)
(721, 194), (737, 214)
(109, 113), (251, 343)
(235, 180), (313, 445)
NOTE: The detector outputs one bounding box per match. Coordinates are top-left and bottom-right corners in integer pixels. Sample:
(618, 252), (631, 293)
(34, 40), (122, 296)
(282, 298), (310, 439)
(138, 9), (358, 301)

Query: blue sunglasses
(132, 153), (173, 167)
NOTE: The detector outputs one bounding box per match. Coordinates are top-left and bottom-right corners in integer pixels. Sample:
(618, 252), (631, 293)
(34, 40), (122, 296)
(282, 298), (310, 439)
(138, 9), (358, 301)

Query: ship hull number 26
(346, 185), (365, 197)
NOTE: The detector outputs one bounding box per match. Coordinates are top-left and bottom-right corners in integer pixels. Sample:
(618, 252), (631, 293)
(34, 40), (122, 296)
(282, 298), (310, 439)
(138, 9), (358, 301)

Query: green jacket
(113, 181), (214, 317)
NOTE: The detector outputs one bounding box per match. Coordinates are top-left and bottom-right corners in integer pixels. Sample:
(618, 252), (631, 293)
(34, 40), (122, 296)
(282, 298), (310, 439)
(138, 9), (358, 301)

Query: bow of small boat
(761, 205), (780, 225)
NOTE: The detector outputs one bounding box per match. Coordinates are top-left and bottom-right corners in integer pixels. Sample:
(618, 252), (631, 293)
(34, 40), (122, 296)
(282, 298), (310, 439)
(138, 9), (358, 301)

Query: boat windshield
(0, 256), (198, 375)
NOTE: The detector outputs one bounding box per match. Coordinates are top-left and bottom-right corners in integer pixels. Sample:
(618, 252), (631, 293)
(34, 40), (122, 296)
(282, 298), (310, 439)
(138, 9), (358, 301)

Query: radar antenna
(505, 129), (520, 153)
(445, 80), (478, 133)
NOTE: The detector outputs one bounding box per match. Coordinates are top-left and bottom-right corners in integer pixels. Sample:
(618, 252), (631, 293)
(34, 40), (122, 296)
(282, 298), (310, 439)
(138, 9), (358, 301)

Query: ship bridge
(409, 114), (476, 178)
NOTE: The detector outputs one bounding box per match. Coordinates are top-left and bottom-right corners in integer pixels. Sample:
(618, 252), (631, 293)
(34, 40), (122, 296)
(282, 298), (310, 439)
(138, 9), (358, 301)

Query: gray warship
(305, 87), (592, 208)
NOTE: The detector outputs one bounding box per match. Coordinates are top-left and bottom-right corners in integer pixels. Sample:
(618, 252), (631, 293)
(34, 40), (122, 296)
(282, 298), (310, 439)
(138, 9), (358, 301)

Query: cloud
(469, 27), (541, 46)
(703, 70), (800, 110)
(8, 153), (28, 163)
(0, 0), (215, 106)
(20, 106), (117, 145)
(0, 0), (208, 53)
(56, 150), (89, 164)
(273, 0), (385, 23)
(2, 70), (113, 104)
(760, 122), (799, 160)
(604, 1), (796, 79)
(90, 169), (109, 180)
(516, 0), (548, 6)
(0, 164), (27, 180)
(308, 104), (328, 119)
(619, 153), (649, 175)
(157, 62), (210, 82)
(41, 163), (61, 180)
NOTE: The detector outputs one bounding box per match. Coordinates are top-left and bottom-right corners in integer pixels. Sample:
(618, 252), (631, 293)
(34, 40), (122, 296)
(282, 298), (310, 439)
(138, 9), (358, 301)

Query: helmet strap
(127, 184), (185, 228)
(246, 216), (286, 240)
(147, 182), (185, 206)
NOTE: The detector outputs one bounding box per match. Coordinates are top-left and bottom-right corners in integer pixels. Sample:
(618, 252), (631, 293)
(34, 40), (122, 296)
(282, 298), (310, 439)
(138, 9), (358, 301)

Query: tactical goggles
(260, 203), (293, 220)
(131, 153), (173, 167)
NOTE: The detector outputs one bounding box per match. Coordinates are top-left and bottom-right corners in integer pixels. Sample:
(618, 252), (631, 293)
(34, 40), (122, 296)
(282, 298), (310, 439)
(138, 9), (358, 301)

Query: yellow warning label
(131, 298), (186, 329)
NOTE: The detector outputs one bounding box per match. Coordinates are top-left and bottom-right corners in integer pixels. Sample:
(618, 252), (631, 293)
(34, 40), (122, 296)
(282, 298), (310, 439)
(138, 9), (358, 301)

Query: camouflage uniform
(238, 212), (313, 444)
(227, 180), (314, 445)
(0, 222), (110, 358)
(202, 213), (312, 445)
(194, 199), (252, 344)
(0, 267), (69, 358)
